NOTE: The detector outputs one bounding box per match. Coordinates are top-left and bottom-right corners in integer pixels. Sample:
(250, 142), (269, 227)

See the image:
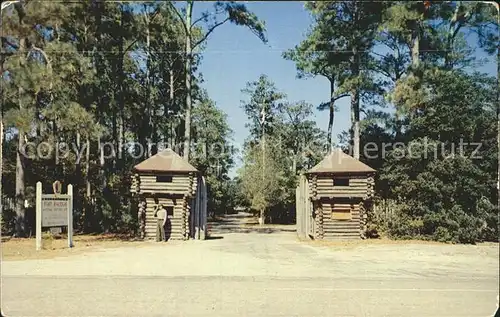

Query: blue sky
(192, 1), (497, 177)
(197, 1), (334, 176)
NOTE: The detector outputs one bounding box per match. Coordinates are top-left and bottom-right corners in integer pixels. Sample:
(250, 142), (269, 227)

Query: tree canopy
(1, 1), (497, 243)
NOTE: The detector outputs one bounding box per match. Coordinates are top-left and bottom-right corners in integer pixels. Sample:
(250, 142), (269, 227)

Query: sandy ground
(2, 232), (498, 279)
(1, 234), (148, 261)
(1, 215), (499, 316)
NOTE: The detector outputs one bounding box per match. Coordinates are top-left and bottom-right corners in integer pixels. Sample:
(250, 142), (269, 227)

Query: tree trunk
(118, 55), (124, 164)
(85, 137), (91, 232)
(119, 111), (124, 162)
(411, 30), (420, 70)
(86, 138), (91, 198)
(98, 136), (105, 188)
(94, 1), (106, 197)
(15, 37), (26, 237)
(0, 117), (3, 215)
(169, 68), (175, 148)
(15, 129), (25, 236)
(444, 3), (462, 70)
(183, 1), (193, 161)
(497, 38), (499, 220)
(352, 91), (360, 160)
(261, 122), (266, 225)
(327, 78), (335, 152)
(169, 69), (175, 100)
(1, 57), (5, 217)
(351, 45), (360, 160)
(116, 4), (125, 167)
(410, 2), (421, 72)
(168, 67), (176, 149)
(145, 9), (153, 158)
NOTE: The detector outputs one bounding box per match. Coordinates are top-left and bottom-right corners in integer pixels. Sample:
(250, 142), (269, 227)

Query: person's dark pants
(156, 219), (165, 242)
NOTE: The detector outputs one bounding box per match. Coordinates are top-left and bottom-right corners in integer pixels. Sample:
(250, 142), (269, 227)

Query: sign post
(67, 184), (73, 248)
(36, 182), (42, 251)
(35, 181), (74, 250)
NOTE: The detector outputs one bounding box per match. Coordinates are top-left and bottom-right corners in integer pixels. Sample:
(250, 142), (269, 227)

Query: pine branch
(1, 37), (19, 50)
(192, 17), (230, 50)
(168, 2), (188, 34)
(317, 93), (349, 111)
(27, 45), (53, 101)
(191, 12), (210, 29)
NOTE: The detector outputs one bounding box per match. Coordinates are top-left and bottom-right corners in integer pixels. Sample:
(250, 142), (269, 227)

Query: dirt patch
(1, 234), (149, 261)
(299, 237), (499, 250)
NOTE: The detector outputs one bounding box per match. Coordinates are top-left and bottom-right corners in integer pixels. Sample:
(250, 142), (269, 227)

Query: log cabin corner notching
(296, 149), (375, 240)
(130, 149), (207, 241)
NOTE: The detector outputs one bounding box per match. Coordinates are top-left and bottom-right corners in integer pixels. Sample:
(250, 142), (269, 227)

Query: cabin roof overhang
(305, 171), (376, 176)
(306, 149), (376, 175)
(133, 149), (199, 174)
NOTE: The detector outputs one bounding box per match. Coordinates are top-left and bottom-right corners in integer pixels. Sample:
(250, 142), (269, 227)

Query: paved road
(3, 276), (497, 317)
(2, 213), (499, 316)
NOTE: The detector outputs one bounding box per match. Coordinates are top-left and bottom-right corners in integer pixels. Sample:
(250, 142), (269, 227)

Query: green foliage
(238, 75), (326, 223)
(191, 93), (236, 216)
(241, 74), (286, 140)
(238, 137), (288, 220)
(0, 1), (241, 235)
(364, 69), (498, 243)
(284, 1), (499, 243)
(1, 1), (497, 245)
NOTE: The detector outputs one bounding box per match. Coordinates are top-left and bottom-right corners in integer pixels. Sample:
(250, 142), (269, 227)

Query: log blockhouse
(130, 149), (207, 241)
(296, 149), (375, 240)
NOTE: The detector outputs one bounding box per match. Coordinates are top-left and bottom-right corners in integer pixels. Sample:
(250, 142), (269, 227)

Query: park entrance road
(2, 214), (499, 316)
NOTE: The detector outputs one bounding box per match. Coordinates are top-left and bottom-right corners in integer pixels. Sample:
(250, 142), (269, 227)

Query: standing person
(154, 204), (166, 242)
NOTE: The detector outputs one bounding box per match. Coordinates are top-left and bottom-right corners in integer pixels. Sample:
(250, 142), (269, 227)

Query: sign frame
(36, 181), (74, 250)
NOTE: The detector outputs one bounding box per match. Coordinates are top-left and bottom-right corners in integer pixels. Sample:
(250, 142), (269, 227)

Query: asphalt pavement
(3, 275), (498, 317)
(1, 213), (498, 316)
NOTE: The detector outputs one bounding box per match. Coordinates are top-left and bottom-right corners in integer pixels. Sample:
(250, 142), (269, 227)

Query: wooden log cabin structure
(130, 149), (207, 241)
(296, 149), (375, 240)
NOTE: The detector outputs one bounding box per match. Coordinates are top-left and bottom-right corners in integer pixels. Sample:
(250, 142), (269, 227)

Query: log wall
(316, 175), (369, 199)
(144, 196), (186, 240)
(320, 199), (362, 240)
(131, 172), (205, 241)
(132, 174), (196, 196)
(296, 173), (375, 241)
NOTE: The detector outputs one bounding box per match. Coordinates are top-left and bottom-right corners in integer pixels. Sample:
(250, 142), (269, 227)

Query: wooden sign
(41, 199), (69, 227)
(50, 227), (62, 235)
(36, 182), (74, 251)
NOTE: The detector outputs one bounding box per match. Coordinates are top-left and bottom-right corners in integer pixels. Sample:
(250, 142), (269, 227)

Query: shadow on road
(208, 212), (296, 236)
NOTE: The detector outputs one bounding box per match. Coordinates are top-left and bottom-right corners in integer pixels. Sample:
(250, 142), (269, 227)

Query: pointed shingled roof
(307, 148), (375, 174)
(133, 149), (198, 173)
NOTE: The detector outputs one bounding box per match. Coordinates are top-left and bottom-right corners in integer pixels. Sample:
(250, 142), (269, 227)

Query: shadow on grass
(72, 233), (144, 242)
